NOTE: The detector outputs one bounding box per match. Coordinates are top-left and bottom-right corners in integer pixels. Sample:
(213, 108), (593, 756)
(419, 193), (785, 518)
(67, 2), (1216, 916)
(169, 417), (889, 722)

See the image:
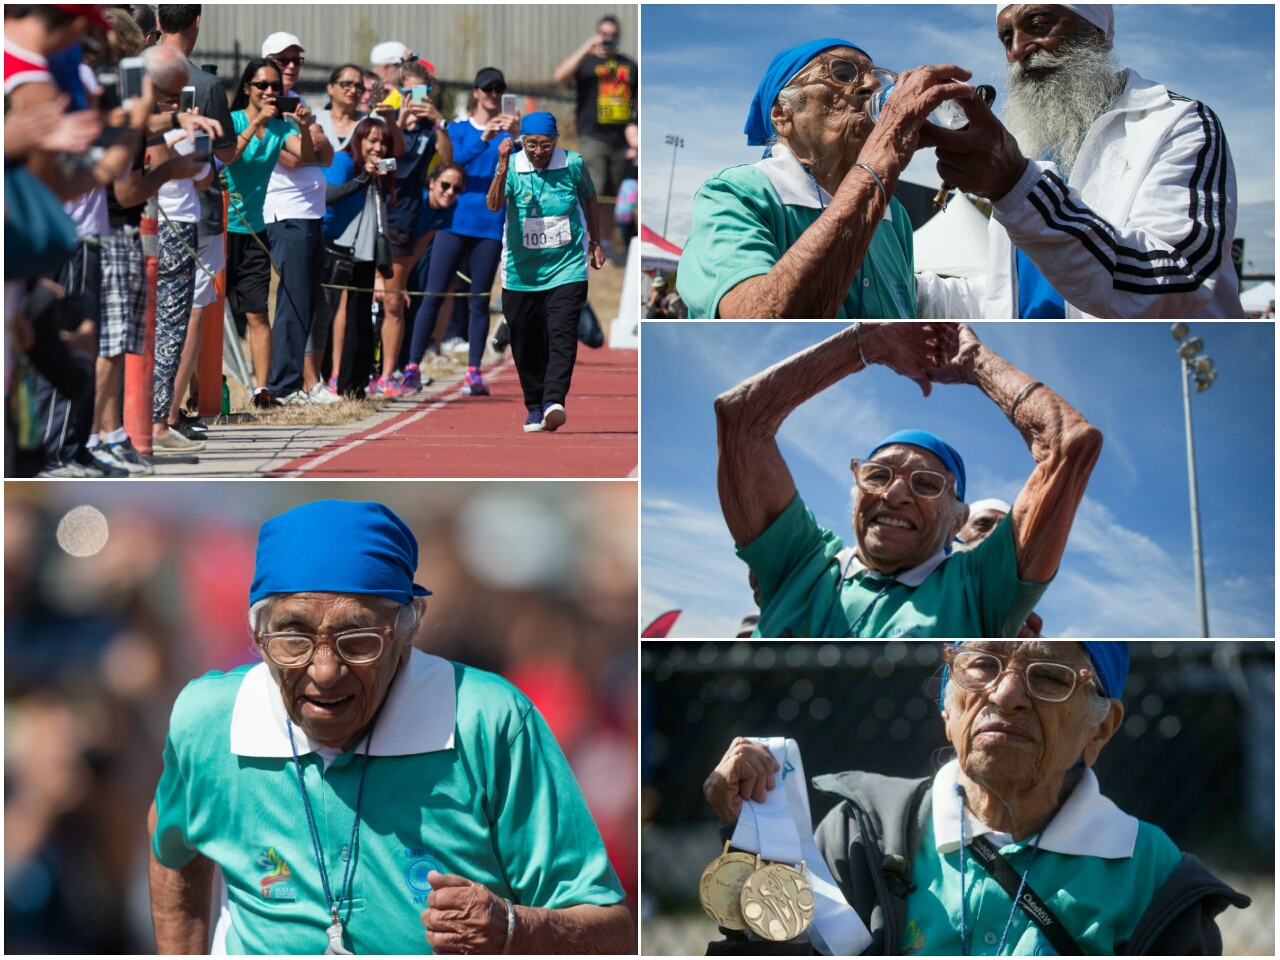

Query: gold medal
(698, 842), (758, 929)
(740, 860), (815, 942)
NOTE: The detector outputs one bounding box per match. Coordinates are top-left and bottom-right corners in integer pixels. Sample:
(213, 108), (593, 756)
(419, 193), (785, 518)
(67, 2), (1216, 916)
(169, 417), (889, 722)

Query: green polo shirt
(679, 148), (917, 319)
(152, 652), (623, 954)
(500, 148), (595, 292)
(902, 816), (1182, 954)
(225, 112), (291, 234)
(737, 493), (1048, 638)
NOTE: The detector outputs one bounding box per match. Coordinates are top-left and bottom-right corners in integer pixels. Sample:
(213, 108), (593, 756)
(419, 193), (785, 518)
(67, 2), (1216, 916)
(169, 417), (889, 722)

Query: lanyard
(287, 704), (384, 954)
(955, 783), (1059, 956)
(802, 163), (866, 318)
(817, 552), (895, 638)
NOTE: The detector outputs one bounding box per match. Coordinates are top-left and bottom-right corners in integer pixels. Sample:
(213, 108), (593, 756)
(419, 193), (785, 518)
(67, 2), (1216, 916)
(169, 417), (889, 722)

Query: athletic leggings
(407, 231), (502, 370)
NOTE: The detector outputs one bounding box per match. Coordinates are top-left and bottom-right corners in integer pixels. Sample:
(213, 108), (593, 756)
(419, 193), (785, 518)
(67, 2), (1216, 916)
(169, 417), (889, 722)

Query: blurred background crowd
(4, 480), (638, 952)
(640, 641), (1275, 956)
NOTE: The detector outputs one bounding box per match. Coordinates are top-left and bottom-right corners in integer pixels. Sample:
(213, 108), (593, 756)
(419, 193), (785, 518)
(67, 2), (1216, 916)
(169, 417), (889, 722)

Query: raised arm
(487, 137), (514, 212)
(148, 800), (215, 954)
(554, 35), (598, 86)
(715, 322), (954, 545)
(933, 324), (1103, 582)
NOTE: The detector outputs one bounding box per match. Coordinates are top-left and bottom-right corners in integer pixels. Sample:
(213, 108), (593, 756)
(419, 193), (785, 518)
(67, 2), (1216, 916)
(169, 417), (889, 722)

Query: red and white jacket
(918, 70), (1244, 318)
(4, 37), (53, 95)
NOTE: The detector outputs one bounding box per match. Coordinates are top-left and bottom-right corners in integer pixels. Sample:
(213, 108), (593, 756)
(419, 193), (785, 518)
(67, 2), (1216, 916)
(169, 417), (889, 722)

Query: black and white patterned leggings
(153, 220), (199, 423)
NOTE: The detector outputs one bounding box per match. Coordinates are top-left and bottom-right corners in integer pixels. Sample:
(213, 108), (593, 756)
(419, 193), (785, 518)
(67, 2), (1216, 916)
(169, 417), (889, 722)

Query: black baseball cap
(474, 67), (505, 91)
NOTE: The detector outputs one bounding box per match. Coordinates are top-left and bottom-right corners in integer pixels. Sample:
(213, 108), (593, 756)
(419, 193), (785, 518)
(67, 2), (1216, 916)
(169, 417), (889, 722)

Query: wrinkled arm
(487, 153), (510, 212)
(510, 903), (634, 954)
(148, 800), (214, 954)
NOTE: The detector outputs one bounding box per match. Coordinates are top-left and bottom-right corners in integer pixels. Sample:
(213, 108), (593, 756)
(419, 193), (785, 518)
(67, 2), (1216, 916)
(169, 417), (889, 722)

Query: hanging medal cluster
(699, 840), (816, 941)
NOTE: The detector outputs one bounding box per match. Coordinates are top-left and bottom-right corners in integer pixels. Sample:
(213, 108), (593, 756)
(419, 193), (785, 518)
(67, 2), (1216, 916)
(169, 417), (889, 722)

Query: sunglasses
(333, 79), (362, 89)
(437, 180), (463, 193)
(273, 56), (305, 66)
(482, 84), (506, 95)
(801, 52), (865, 88)
(248, 81), (283, 92)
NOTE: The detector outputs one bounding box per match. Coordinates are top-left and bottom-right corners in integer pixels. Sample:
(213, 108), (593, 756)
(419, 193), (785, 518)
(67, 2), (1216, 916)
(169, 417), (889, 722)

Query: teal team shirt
(737, 493), (1048, 637)
(500, 147), (595, 292)
(152, 650), (624, 954)
(225, 112), (292, 234)
(679, 144), (917, 319)
(903, 793), (1182, 953)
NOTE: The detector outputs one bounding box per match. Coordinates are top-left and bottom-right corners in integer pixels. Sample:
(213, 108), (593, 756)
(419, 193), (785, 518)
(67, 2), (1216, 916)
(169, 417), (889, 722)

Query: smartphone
(501, 93), (518, 117)
(411, 84), (429, 104)
(181, 86), (196, 112)
(95, 62), (121, 112)
(191, 132), (211, 163)
(201, 63), (218, 77)
(275, 95), (300, 115)
(120, 56), (145, 106)
(376, 157), (397, 174)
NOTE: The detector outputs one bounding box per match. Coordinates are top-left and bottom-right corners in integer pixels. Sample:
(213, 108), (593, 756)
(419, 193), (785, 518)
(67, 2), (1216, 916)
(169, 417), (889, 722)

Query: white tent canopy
(1240, 281), (1275, 315)
(912, 194), (990, 279)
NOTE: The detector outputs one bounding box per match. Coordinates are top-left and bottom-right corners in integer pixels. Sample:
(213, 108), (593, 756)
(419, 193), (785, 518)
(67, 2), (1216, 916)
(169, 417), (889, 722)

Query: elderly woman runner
(704, 642), (1250, 955)
(488, 112), (605, 434)
(679, 39), (973, 319)
(148, 500), (633, 954)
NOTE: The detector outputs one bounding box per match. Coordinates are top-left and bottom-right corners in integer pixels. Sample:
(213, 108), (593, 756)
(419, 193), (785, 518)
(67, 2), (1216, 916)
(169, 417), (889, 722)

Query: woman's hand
(364, 156), (380, 176)
(256, 98), (280, 126)
(860, 321), (962, 398)
(861, 64), (974, 169)
(589, 241), (605, 270)
(495, 113), (520, 135)
(927, 322), (984, 386)
(496, 136), (514, 160)
(480, 117), (504, 142)
(703, 738), (780, 823)
(293, 103), (312, 127)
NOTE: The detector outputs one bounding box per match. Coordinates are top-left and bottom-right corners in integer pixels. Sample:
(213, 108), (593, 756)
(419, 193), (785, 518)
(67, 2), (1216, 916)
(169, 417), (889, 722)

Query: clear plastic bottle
(864, 68), (969, 130)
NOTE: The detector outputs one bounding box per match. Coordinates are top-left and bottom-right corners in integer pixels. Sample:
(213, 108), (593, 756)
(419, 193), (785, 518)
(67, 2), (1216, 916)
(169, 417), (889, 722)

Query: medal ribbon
(731, 738), (873, 956)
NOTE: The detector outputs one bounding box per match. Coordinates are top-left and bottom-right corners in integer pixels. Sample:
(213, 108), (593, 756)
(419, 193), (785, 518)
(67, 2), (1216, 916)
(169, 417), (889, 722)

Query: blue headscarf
(869, 429), (966, 502)
(744, 38), (870, 146)
(940, 642), (1131, 709)
(250, 501), (432, 606)
(520, 112), (558, 137)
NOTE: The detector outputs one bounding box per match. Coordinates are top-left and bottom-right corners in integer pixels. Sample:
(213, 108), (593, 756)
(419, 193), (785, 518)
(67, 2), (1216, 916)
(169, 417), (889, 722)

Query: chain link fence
(641, 642), (1274, 955)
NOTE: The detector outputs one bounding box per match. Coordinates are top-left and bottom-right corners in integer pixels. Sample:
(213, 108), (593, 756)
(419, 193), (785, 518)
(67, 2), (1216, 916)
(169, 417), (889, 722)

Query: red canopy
(640, 225), (682, 273)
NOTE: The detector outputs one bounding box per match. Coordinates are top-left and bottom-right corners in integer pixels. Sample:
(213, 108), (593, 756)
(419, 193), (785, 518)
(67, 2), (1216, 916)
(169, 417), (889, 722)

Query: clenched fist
(703, 737), (781, 823)
(421, 871), (511, 954)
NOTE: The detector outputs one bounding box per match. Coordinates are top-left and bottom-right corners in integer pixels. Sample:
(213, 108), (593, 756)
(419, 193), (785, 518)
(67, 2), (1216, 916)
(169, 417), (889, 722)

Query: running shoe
(441, 336), (469, 356)
(251, 388), (273, 408)
(177, 410), (209, 435)
(90, 439), (154, 476)
(169, 419), (206, 441)
(308, 382), (342, 405)
(274, 390), (313, 406)
(36, 460), (90, 478)
(153, 427), (207, 453)
(523, 409), (545, 433)
(541, 402), (566, 432)
(372, 375), (405, 398)
(491, 320), (510, 353)
(401, 364), (433, 393)
(461, 370), (489, 396)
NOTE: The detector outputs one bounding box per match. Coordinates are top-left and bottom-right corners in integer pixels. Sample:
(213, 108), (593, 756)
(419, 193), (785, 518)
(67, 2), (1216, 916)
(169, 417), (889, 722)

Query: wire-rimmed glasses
(946, 647), (1099, 703)
(256, 625), (394, 667)
(851, 459), (952, 499)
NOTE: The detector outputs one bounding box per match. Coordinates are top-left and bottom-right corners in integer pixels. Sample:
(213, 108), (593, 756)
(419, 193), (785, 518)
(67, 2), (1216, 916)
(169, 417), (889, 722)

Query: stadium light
(1171, 323), (1215, 637)
(662, 134), (684, 241)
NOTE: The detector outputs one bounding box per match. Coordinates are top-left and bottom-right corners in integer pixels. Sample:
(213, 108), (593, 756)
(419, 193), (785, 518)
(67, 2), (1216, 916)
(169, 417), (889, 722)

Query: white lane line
(278, 358), (515, 477)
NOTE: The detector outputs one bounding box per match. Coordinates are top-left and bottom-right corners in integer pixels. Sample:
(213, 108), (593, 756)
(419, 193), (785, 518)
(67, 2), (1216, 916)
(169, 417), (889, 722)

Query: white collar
(754, 143), (890, 222)
(3, 36), (48, 67)
(229, 648), (456, 758)
(513, 147), (568, 174)
(932, 758), (1139, 859)
(836, 545), (946, 588)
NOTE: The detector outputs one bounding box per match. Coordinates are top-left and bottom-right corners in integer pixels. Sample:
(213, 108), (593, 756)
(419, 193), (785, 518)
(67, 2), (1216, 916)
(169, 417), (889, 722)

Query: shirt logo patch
(404, 849), (444, 905)
(256, 848), (298, 901)
(902, 919), (926, 953)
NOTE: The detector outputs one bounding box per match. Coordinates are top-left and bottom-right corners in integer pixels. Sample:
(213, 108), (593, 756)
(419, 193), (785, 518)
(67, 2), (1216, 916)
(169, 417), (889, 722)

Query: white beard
(1003, 42), (1126, 180)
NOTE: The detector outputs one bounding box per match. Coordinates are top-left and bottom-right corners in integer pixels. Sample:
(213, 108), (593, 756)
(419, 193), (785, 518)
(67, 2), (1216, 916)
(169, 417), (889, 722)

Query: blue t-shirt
(445, 118), (511, 240)
(1017, 250), (1066, 318)
(417, 197), (455, 236)
(387, 123), (438, 234)
(322, 151), (366, 242)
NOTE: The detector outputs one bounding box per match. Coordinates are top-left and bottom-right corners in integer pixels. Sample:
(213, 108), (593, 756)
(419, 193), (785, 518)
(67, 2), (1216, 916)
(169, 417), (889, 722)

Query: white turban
(997, 4), (1115, 49)
(968, 498), (1012, 516)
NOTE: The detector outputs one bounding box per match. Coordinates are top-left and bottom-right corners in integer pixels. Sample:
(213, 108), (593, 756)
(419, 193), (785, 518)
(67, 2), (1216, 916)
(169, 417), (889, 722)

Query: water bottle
(865, 68), (970, 130)
(221, 375), (230, 416)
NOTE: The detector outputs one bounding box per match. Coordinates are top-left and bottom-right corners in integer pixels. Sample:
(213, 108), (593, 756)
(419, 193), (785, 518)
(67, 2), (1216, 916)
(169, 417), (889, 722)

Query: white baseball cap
(262, 32), (304, 58)
(370, 41), (408, 66)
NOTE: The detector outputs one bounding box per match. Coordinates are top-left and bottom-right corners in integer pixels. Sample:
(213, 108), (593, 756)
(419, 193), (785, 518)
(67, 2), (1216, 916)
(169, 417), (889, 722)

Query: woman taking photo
(488, 112), (604, 434)
(224, 57), (316, 407)
(313, 64), (367, 151)
(370, 58), (452, 397)
(316, 117), (394, 397)
(406, 66), (518, 397)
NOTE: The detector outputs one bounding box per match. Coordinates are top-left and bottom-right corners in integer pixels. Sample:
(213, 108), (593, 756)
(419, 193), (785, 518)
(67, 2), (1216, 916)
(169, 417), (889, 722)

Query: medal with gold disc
(740, 858), (815, 942)
(698, 842), (757, 929)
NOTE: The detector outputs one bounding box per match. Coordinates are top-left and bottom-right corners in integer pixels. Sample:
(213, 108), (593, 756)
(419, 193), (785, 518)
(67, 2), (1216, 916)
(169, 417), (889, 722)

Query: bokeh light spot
(56, 505), (109, 557)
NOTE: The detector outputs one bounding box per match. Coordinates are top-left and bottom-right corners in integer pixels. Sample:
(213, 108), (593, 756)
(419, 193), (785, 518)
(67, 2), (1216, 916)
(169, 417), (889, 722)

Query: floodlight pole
(1180, 355), (1210, 637)
(662, 135), (683, 240)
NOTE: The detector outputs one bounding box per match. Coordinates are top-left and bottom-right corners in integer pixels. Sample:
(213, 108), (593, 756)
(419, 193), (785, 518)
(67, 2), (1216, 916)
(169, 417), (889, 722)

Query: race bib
(521, 215), (571, 249)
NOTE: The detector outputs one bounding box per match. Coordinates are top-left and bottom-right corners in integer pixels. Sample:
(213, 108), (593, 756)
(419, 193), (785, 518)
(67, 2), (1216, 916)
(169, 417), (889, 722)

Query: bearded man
(916, 4), (1244, 319)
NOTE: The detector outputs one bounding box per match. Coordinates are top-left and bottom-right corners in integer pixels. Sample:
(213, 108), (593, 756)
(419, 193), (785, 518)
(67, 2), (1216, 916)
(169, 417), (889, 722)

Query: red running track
(273, 347), (637, 478)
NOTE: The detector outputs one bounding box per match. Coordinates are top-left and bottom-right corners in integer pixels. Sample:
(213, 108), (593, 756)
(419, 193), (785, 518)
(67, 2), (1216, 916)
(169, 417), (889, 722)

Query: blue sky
(640, 321), (1275, 638)
(640, 4), (1275, 277)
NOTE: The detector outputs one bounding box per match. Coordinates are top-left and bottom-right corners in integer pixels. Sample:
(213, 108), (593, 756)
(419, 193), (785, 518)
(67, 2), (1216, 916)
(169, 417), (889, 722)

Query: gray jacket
(809, 771), (1251, 956)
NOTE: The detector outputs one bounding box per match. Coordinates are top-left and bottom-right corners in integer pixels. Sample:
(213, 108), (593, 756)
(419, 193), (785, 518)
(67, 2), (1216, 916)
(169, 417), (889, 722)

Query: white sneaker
(153, 427), (206, 452)
(441, 336), (469, 355)
(274, 390), (313, 406)
(308, 382), (342, 405)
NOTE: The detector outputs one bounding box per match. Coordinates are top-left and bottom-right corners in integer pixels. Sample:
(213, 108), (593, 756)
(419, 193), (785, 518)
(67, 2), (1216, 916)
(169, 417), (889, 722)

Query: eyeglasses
(333, 79), (361, 89)
(801, 51), (865, 88)
(482, 84), (506, 95)
(256, 625), (394, 667)
(437, 180), (462, 193)
(850, 459), (952, 499)
(946, 647), (1099, 703)
(273, 56), (305, 67)
(248, 81), (283, 92)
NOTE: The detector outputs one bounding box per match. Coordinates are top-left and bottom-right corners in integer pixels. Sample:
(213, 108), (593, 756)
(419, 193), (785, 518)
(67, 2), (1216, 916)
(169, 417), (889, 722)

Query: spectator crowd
(5, 5), (638, 475)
